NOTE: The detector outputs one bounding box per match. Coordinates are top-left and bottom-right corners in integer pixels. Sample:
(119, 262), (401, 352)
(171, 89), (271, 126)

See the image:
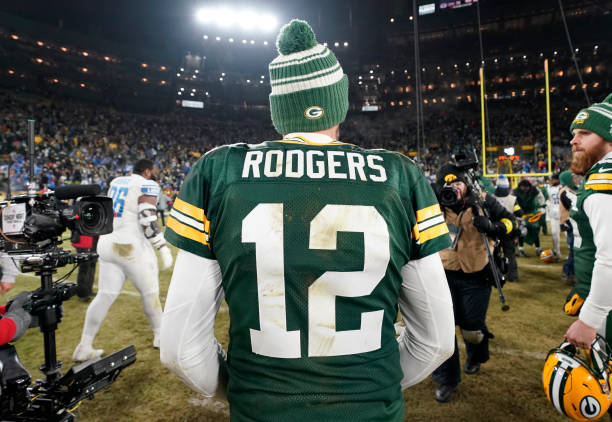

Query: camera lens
(77, 202), (106, 233)
(81, 204), (99, 225)
(439, 186), (458, 207)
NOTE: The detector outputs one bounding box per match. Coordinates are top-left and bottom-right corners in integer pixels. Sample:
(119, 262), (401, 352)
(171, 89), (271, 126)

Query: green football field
(3, 229), (577, 422)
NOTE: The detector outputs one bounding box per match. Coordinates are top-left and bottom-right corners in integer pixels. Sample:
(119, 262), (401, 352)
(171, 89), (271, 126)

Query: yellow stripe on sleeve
(588, 173), (612, 180)
(418, 222), (449, 244)
(167, 216), (210, 247)
(585, 184), (612, 191)
(416, 204), (442, 223)
(513, 204), (521, 212)
(173, 198), (207, 223)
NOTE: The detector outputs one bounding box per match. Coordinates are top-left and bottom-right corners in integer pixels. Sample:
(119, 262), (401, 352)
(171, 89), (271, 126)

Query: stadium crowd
(1, 91), (577, 198)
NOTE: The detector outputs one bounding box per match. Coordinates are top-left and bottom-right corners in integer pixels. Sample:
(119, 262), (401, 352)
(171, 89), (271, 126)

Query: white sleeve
(160, 249), (228, 398)
(579, 194), (612, 330)
(397, 252), (455, 389)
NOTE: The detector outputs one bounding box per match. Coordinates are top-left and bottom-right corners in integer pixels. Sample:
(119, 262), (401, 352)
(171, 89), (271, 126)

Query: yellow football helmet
(540, 249), (555, 263)
(543, 336), (612, 421)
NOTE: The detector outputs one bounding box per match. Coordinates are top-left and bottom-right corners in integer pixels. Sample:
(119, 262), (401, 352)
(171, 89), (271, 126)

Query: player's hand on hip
(159, 246), (173, 270)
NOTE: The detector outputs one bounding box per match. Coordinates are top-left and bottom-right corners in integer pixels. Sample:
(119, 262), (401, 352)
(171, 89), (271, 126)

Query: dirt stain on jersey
(112, 243), (134, 257)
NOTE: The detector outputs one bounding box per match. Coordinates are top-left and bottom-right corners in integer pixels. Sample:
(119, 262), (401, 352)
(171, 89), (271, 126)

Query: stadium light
(196, 7), (277, 32)
(203, 35), (208, 39)
(260, 14), (277, 31)
(229, 38), (234, 42)
(238, 10), (258, 30)
(344, 42), (348, 47)
(334, 42), (339, 47)
(263, 41), (268, 45)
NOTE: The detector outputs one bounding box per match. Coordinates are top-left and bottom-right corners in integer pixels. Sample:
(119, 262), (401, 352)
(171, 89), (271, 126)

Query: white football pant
(78, 236), (162, 347)
(550, 218), (561, 257)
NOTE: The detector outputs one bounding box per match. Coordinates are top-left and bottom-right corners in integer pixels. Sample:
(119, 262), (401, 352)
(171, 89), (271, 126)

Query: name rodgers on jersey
(242, 149), (388, 182)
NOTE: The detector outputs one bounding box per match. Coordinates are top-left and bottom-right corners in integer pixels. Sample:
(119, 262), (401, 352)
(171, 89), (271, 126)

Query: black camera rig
(0, 120), (136, 421)
(0, 251), (137, 421)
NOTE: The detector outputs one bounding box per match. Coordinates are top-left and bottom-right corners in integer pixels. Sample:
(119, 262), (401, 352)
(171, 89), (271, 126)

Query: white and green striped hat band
(570, 93), (612, 143)
(269, 19), (348, 134)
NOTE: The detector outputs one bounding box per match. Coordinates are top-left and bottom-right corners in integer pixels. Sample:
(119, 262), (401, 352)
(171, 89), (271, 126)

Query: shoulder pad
(140, 181), (160, 196)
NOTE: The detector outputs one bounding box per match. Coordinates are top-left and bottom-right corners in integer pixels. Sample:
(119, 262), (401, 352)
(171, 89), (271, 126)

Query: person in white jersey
(546, 173), (562, 259)
(73, 159), (173, 361)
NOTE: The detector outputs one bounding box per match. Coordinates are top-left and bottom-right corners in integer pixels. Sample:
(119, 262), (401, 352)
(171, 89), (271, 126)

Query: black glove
(473, 215), (495, 234)
(4, 292), (32, 342)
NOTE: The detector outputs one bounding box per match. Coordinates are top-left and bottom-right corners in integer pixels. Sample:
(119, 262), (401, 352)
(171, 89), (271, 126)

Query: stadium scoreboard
(419, 0), (479, 16)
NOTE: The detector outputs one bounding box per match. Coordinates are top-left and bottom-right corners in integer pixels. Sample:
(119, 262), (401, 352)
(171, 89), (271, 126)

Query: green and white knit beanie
(570, 93), (612, 142)
(269, 19), (349, 134)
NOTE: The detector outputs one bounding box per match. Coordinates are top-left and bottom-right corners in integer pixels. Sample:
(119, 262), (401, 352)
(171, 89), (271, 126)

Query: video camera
(0, 120), (135, 421)
(437, 149), (480, 208)
(0, 184), (113, 255)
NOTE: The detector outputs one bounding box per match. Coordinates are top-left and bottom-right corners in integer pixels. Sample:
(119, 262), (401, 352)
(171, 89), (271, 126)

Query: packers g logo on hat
(444, 174), (458, 183)
(304, 106), (324, 120)
(573, 111), (589, 125)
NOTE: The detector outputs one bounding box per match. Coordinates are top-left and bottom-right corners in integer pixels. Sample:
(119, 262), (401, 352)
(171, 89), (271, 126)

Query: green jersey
(570, 158), (612, 300)
(165, 136), (450, 422)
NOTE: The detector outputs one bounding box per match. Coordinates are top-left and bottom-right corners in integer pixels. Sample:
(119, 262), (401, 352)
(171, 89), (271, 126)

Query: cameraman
(432, 164), (515, 403)
(0, 292), (31, 345)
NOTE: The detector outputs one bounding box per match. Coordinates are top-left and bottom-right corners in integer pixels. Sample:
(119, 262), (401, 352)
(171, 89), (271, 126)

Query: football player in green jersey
(160, 19), (455, 422)
(564, 93), (612, 350)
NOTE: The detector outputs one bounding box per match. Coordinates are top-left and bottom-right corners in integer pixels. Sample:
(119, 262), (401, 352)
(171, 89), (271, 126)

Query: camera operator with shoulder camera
(431, 162), (515, 403)
(0, 292), (31, 345)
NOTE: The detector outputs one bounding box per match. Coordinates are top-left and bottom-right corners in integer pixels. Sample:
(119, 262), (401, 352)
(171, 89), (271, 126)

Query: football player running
(73, 159), (173, 361)
(564, 93), (612, 350)
(160, 20), (454, 422)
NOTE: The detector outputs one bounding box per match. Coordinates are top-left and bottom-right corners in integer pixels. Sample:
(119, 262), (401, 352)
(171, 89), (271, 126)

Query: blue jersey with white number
(106, 173), (160, 241)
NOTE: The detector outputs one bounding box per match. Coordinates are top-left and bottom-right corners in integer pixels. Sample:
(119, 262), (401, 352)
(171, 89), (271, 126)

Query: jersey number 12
(242, 203), (390, 359)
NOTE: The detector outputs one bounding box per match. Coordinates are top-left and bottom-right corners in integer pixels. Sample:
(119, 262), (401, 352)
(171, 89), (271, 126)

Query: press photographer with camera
(0, 292), (31, 345)
(431, 159), (515, 403)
